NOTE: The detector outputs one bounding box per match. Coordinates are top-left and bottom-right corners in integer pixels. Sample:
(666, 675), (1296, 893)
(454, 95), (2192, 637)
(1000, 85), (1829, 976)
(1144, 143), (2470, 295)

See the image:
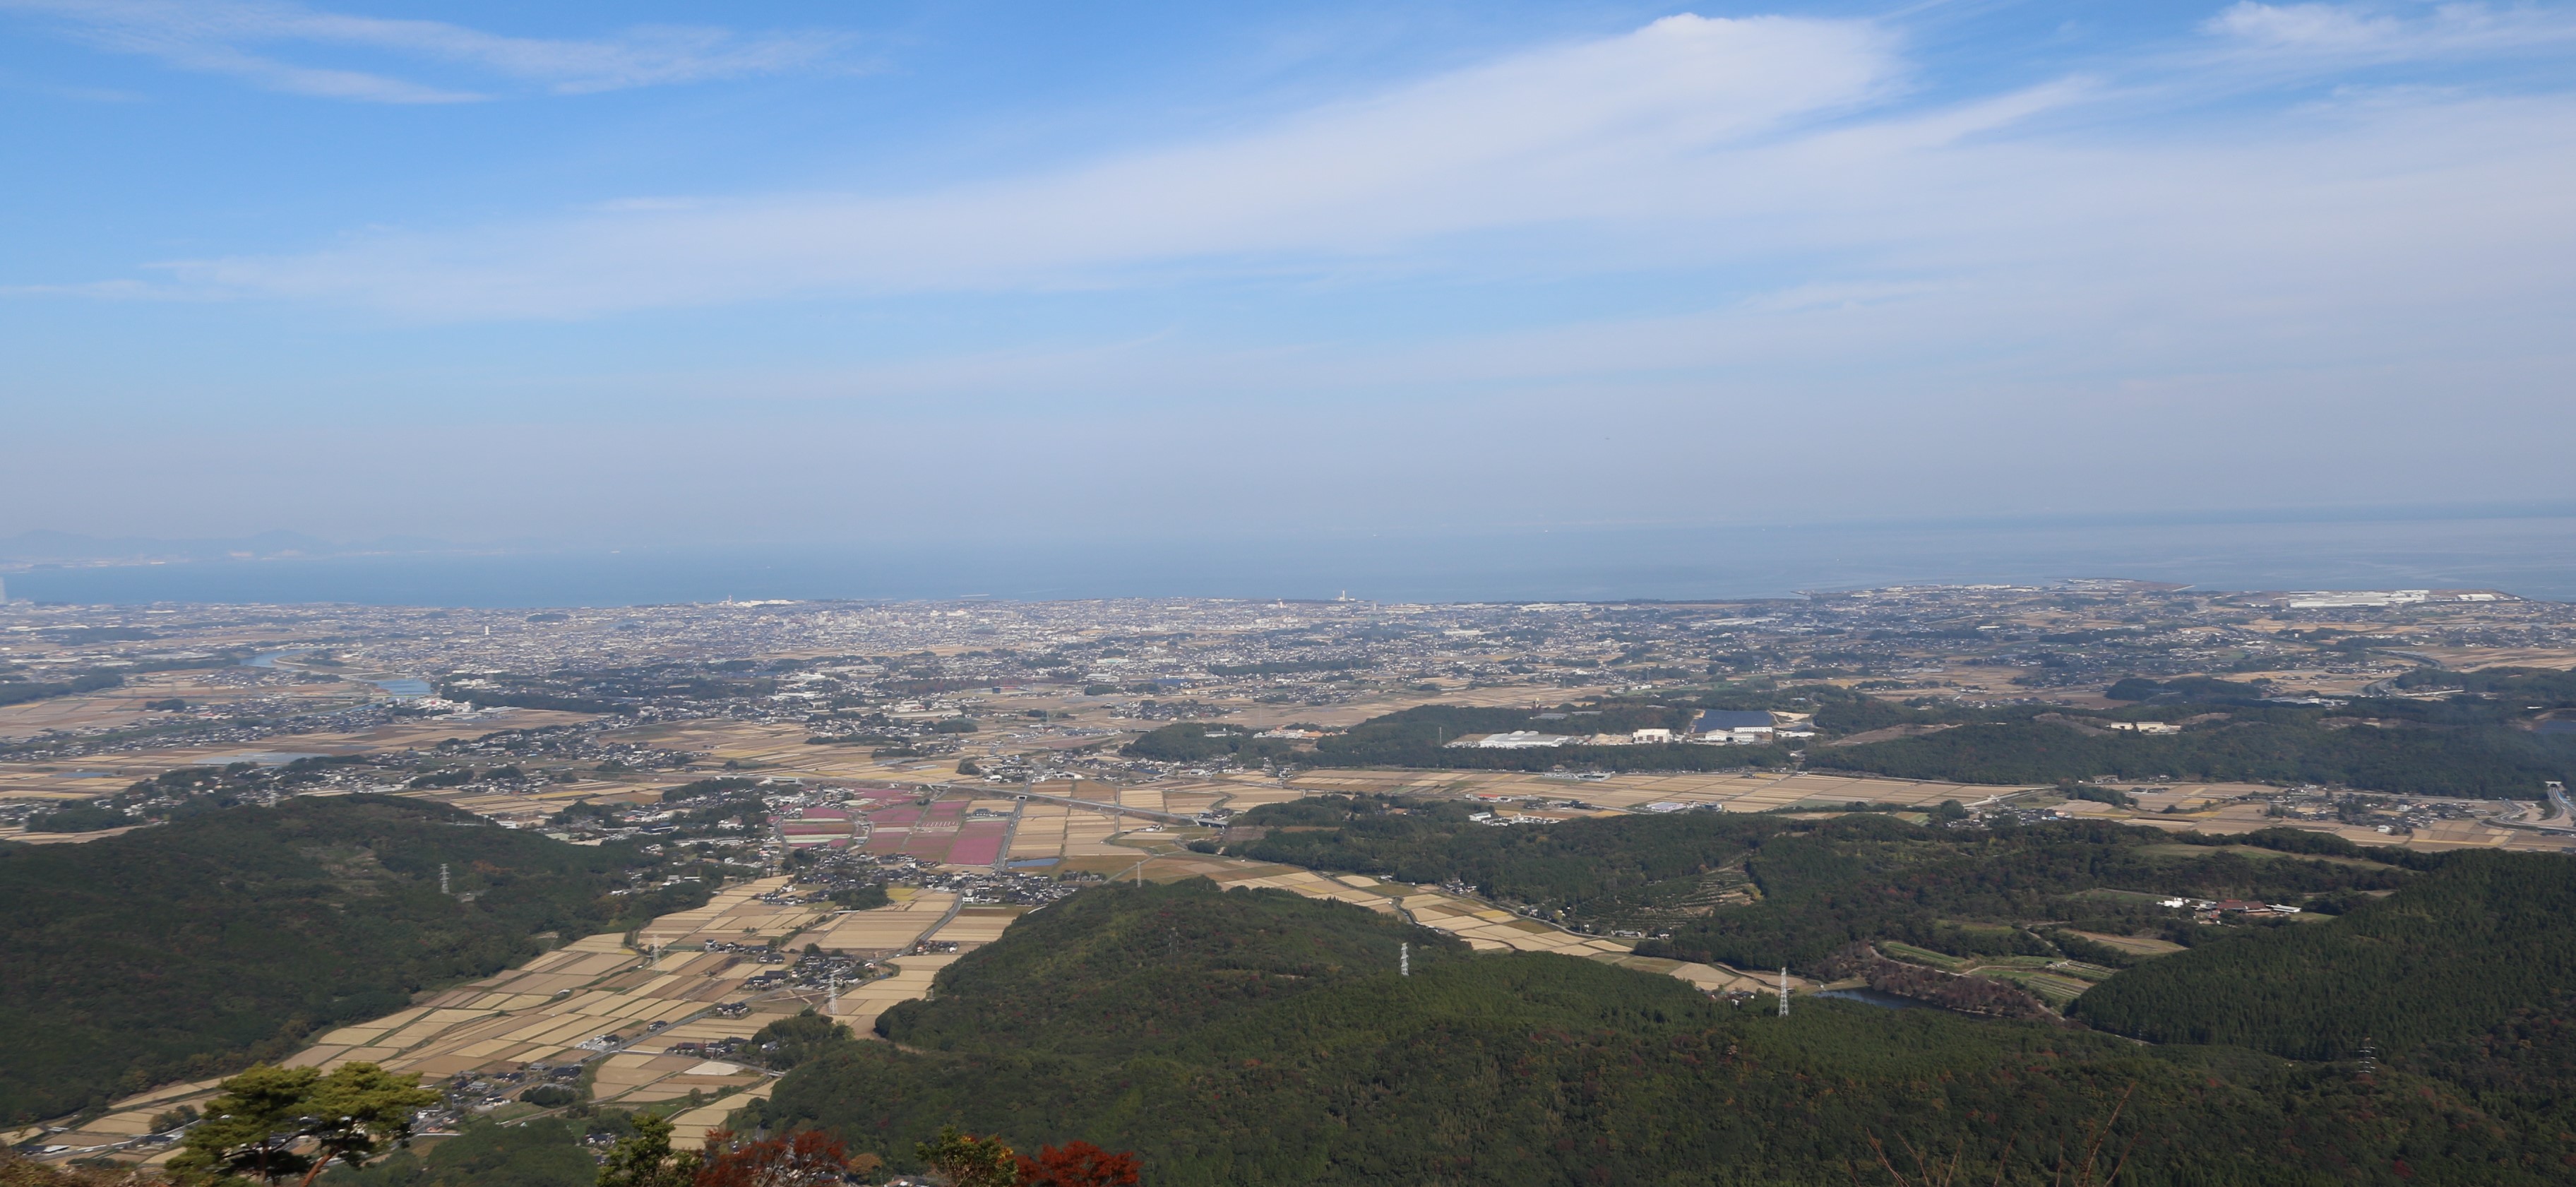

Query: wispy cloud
(30, 4), (2576, 345)
(0, 278), (196, 299)
(2202, 1), (2576, 64)
(156, 14), (1914, 312)
(0, 0), (849, 102)
(0, 64), (145, 100)
(13, 4), (2576, 542)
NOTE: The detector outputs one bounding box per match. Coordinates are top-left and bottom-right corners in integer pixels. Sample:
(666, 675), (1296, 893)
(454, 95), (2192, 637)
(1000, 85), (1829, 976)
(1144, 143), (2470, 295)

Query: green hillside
(752, 879), (2568, 1184)
(1815, 717), (2576, 797)
(1225, 687), (2576, 797)
(1126, 705), (1797, 773)
(873, 871), (1467, 1056)
(2070, 851), (2576, 1060)
(0, 795), (693, 1123)
(1224, 799), (2418, 967)
(2067, 852), (2576, 1146)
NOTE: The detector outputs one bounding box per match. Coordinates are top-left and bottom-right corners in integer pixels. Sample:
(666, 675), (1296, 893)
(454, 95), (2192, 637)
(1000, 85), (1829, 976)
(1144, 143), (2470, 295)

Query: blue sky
(5, 0), (2575, 548)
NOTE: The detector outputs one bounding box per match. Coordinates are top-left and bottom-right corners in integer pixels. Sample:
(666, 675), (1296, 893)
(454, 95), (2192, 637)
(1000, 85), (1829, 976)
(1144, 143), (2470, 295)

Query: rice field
(40, 875), (992, 1167)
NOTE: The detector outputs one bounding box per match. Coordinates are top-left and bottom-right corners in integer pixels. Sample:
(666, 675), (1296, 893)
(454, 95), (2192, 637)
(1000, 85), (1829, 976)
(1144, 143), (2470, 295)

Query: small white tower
(1778, 967), (1789, 1017)
(1400, 942), (1410, 977)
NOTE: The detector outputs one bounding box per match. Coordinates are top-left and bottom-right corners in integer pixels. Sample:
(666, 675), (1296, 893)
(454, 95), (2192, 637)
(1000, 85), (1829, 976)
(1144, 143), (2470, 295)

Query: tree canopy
(168, 1062), (439, 1186)
(749, 878), (2576, 1184)
(0, 797), (684, 1123)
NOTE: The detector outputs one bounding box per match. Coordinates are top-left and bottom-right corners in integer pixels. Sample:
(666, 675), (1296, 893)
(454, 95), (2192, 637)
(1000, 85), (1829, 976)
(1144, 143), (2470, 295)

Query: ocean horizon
(6, 513), (2572, 607)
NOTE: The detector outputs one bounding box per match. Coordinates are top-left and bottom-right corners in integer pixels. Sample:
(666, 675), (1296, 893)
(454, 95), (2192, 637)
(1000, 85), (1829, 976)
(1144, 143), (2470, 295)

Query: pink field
(946, 821), (1007, 867)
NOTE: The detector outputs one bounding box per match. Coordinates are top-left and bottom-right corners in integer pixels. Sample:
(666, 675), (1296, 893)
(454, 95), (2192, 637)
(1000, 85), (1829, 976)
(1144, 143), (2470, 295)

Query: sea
(5, 513), (2572, 608)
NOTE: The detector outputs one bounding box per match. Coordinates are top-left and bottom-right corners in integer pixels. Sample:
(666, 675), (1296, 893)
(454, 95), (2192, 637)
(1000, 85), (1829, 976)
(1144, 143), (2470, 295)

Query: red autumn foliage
(1013, 1140), (1140, 1187)
(695, 1128), (879, 1187)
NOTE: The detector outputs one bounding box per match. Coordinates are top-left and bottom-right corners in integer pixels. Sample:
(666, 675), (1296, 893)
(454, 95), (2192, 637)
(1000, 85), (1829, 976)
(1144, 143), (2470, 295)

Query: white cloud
(129, 4), (2576, 333)
(0, 0), (847, 102)
(160, 14), (1912, 313)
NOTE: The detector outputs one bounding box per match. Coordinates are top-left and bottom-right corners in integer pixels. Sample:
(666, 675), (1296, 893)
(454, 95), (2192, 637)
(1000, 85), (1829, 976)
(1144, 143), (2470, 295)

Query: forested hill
(2072, 852), (2576, 1061)
(1219, 797), (2422, 968)
(753, 879), (2570, 1184)
(1813, 715), (2575, 797)
(1128, 683), (2576, 796)
(870, 872), (1468, 1056)
(2067, 852), (2576, 1147)
(0, 795), (697, 1123)
(1126, 705), (1798, 773)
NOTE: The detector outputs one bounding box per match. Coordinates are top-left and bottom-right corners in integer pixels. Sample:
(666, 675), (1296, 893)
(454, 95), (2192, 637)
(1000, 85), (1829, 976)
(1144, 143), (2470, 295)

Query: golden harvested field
(0, 706), (599, 814)
(1008, 801), (1070, 859)
(614, 721), (970, 782)
(0, 674), (362, 742)
(938, 907), (1021, 946)
(662, 1082), (775, 1150)
(40, 875), (1005, 1164)
(2063, 931), (2187, 957)
(806, 891), (958, 953)
(1183, 852), (1805, 992)
(1206, 684), (1614, 729)
(2056, 787), (2576, 854)
(2368, 647), (2576, 672)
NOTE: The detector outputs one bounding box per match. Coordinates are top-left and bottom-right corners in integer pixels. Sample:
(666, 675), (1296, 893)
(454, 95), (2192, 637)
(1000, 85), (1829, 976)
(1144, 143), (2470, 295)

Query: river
(243, 650), (430, 697)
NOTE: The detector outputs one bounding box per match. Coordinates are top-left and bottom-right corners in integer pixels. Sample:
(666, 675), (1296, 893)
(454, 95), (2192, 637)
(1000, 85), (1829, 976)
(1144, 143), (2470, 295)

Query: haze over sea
(10, 511), (2572, 607)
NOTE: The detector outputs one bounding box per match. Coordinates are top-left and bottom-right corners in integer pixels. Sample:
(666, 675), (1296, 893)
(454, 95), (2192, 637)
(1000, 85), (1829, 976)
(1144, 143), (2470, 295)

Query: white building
(1474, 731), (1575, 749)
(1692, 710), (1777, 741)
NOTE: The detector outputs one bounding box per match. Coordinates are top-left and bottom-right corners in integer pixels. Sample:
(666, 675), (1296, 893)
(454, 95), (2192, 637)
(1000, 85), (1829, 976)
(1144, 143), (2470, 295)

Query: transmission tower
(1778, 967), (1790, 1017)
(1400, 942), (1410, 977)
(439, 863), (450, 896)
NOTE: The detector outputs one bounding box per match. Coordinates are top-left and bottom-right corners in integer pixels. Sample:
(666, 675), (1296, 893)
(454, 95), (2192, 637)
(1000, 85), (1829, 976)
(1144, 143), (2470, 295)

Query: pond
(1815, 987), (1941, 1010)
